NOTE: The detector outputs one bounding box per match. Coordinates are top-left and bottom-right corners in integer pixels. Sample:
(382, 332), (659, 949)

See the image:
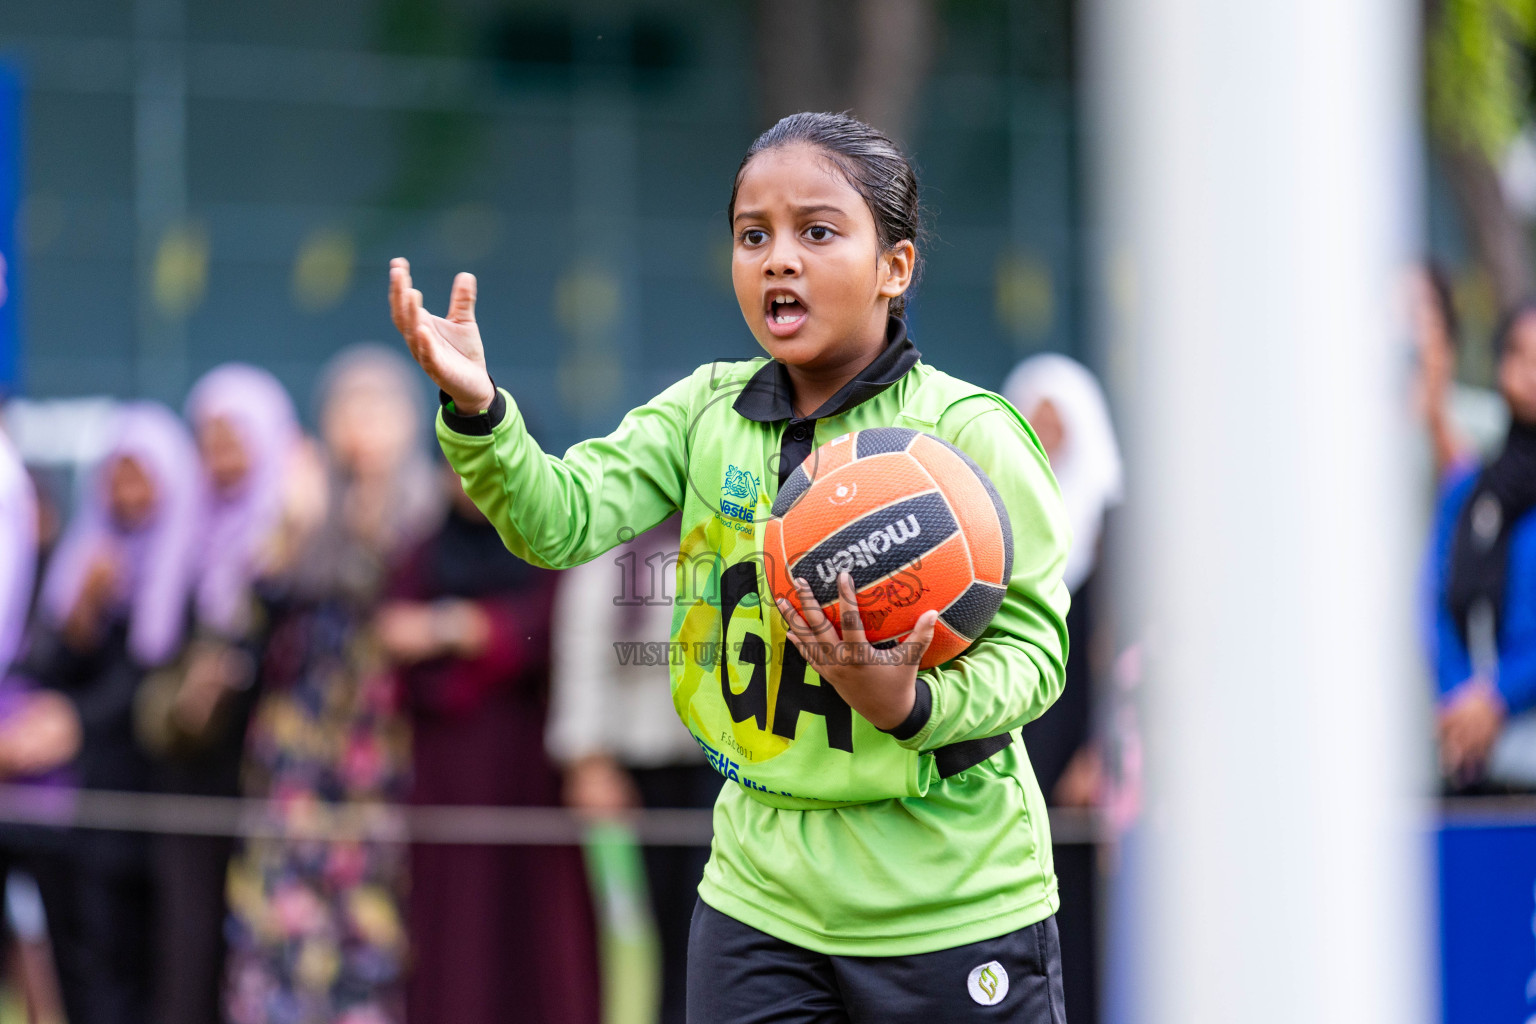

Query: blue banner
(0, 66), (17, 391)
(1440, 819), (1536, 1023)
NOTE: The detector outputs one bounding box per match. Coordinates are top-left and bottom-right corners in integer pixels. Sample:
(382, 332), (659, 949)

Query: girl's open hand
(388, 257), (496, 413)
(774, 571), (938, 732)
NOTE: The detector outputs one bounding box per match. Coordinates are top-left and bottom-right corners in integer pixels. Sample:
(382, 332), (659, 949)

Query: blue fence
(1440, 809), (1536, 1023)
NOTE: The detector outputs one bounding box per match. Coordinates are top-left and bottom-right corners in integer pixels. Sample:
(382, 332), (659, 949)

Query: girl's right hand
(388, 257), (497, 413)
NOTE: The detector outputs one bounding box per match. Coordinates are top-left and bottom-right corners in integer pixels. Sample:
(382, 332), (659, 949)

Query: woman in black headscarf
(378, 460), (600, 1024)
(1431, 302), (1536, 788)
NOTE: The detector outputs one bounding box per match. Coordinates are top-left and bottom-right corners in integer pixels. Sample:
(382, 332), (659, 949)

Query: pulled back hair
(728, 111), (923, 317)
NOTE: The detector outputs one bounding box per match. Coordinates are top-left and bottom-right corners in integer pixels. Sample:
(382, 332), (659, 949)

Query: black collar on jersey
(732, 316), (922, 424)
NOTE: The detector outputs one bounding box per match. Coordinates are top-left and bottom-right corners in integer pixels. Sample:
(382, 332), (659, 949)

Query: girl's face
(106, 454), (156, 531)
(197, 415), (251, 498)
(731, 143), (914, 370)
(1502, 312), (1536, 424)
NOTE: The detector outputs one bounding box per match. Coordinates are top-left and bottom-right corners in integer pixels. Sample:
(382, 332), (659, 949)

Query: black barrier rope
(0, 785), (1108, 846)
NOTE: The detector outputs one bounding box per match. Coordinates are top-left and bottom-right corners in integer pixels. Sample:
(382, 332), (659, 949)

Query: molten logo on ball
(813, 513), (921, 585)
(763, 426), (1014, 669)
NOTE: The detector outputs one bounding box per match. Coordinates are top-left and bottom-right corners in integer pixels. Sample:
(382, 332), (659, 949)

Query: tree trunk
(755, 0), (934, 144)
(852, 0), (935, 146)
(754, 0), (850, 128)
(1441, 143), (1534, 312)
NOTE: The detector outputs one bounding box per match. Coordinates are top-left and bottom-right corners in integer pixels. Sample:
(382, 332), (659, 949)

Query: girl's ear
(878, 240), (917, 302)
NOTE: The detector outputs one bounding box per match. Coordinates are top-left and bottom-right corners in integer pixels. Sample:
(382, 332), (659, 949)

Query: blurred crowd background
(0, 0), (1530, 1022)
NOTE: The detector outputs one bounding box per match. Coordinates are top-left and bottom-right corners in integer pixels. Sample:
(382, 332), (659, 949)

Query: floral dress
(224, 596), (411, 1024)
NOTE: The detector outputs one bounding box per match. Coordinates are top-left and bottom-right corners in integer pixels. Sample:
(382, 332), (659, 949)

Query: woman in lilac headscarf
(140, 364), (303, 1024)
(188, 362), (302, 638)
(30, 400), (204, 1024)
(41, 402), (203, 669)
(0, 428), (58, 772)
(150, 364), (303, 752)
(0, 432), (70, 789)
(0, 428), (79, 1023)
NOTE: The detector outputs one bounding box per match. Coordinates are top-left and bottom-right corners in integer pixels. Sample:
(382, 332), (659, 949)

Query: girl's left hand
(775, 572), (938, 732)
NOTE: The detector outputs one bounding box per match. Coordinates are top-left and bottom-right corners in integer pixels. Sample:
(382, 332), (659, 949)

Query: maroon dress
(390, 508), (601, 1024)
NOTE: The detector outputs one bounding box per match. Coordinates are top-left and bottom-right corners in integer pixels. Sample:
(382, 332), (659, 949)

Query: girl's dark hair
(728, 111), (922, 317)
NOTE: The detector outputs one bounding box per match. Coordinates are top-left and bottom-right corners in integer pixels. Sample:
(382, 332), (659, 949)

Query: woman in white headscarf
(1003, 353), (1124, 1024)
(1002, 353), (1124, 597)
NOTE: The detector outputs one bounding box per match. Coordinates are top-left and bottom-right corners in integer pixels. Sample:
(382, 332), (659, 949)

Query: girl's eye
(740, 228), (767, 246)
(806, 225), (832, 242)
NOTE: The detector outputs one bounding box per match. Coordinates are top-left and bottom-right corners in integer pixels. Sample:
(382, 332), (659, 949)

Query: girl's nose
(765, 242), (800, 277)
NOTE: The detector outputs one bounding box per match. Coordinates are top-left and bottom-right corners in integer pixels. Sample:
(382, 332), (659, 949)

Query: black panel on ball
(771, 463), (814, 518)
(938, 580), (1009, 640)
(854, 427), (919, 460)
(934, 438), (1014, 581)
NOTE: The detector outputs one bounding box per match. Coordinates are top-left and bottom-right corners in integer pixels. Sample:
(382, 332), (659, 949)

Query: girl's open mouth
(766, 293), (808, 337)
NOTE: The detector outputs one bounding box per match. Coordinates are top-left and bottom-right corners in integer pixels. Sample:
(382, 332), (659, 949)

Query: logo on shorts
(967, 960), (1009, 1006)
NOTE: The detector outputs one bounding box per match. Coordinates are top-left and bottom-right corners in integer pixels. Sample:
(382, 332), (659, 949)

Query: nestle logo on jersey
(815, 514), (921, 584)
(719, 465), (760, 522)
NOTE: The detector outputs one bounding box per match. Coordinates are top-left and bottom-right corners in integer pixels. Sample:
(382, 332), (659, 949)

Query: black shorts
(685, 900), (1067, 1024)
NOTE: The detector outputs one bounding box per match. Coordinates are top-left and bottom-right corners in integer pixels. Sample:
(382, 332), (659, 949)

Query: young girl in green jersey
(389, 112), (1072, 1023)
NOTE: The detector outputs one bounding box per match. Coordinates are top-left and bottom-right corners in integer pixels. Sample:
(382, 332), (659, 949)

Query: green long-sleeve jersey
(437, 328), (1072, 955)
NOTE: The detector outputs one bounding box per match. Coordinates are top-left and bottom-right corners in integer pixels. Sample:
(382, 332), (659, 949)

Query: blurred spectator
(1414, 264), (1474, 479)
(0, 432), (69, 1022)
(29, 402), (203, 1024)
(186, 363), (304, 639)
(223, 345), (439, 1024)
(133, 364), (301, 1024)
(0, 433), (50, 779)
(381, 461), (600, 1024)
(1003, 354), (1123, 797)
(1412, 264), (1510, 473)
(1003, 353), (1124, 1024)
(548, 513), (719, 1024)
(1429, 303), (1536, 790)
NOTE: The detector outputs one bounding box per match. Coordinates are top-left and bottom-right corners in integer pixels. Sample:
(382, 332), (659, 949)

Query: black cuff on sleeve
(439, 381), (506, 436)
(879, 677), (932, 741)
